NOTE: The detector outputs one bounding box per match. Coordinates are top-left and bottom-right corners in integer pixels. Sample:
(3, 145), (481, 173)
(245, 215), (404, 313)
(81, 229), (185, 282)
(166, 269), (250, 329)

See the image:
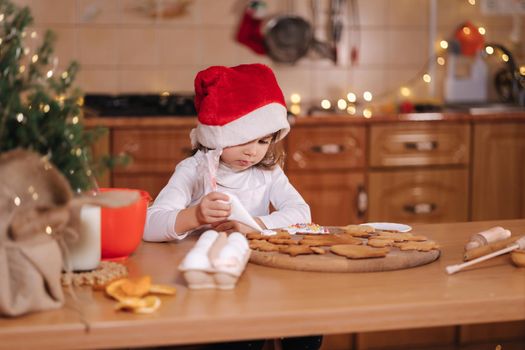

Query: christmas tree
(0, 0), (117, 191)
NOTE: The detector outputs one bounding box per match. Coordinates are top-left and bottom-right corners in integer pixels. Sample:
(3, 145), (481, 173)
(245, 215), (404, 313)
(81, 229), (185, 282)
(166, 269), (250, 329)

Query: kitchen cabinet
(368, 168), (469, 223)
(112, 173), (173, 198)
(319, 334), (353, 350)
(286, 126), (365, 170)
(89, 117), (525, 224)
(359, 122), (468, 350)
(288, 172), (365, 226)
(356, 326), (456, 350)
(459, 320), (525, 346)
(286, 126), (366, 225)
(471, 122), (525, 220)
(367, 122), (471, 223)
(88, 127), (111, 188)
(111, 127), (193, 197)
(369, 122), (470, 167)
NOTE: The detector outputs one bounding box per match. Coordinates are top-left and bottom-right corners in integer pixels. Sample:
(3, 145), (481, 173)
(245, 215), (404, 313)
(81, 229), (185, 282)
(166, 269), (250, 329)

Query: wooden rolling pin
(464, 236), (521, 261)
(447, 236), (525, 275)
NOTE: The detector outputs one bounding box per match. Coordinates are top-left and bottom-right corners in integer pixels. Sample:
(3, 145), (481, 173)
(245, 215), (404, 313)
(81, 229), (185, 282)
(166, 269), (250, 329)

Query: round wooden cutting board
(249, 248), (440, 272)
(248, 227), (441, 272)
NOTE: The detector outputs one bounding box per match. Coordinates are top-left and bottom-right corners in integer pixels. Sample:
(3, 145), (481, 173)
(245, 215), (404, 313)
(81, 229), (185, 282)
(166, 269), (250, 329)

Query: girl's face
(220, 134), (273, 171)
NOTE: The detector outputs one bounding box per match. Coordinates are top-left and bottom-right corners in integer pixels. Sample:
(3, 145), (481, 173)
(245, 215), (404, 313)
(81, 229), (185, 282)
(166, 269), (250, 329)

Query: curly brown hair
(192, 131), (285, 170)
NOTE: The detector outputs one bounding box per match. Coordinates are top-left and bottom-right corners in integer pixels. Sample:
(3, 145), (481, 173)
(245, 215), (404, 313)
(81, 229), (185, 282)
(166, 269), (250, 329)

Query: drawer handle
(356, 185), (368, 218)
(403, 203), (436, 214)
(122, 141), (139, 153)
(310, 144), (344, 154)
(404, 141), (438, 151)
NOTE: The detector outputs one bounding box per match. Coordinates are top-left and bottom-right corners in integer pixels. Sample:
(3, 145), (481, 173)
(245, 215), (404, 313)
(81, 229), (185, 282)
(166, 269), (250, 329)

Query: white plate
(360, 222), (412, 233)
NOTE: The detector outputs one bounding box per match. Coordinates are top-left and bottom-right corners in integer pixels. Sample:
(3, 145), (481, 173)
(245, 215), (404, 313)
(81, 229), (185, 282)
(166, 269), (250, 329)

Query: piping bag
(197, 150), (263, 232)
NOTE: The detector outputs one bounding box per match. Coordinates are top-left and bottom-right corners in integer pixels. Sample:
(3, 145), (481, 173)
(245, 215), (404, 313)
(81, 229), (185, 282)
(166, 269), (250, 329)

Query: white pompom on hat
(190, 63), (290, 149)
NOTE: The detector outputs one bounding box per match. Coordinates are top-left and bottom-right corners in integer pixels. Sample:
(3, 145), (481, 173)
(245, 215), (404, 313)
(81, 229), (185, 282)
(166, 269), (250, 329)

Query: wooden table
(2, 220), (525, 349)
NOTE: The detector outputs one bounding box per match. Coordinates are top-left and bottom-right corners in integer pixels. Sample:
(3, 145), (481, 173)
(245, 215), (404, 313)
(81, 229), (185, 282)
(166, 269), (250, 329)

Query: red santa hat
(190, 63), (289, 149)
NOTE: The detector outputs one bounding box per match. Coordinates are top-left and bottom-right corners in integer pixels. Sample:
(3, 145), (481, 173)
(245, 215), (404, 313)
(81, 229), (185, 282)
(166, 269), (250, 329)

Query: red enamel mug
(99, 188), (151, 260)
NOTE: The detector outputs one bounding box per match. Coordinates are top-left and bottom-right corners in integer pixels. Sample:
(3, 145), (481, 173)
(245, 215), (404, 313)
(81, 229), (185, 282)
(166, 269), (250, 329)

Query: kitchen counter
(84, 111), (525, 128)
(2, 219), (525, 350)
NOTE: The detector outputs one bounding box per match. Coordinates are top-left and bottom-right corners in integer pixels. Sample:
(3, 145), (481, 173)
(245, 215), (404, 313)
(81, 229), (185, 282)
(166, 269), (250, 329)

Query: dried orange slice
(120, 275), (151, 297)
(134, 296), (161, 314)
(115, 296), (161, 314)
(114, 296), (145, 309)
(106, 278), (132, 302)
(106, 276), (172, 314)
(149, 284), (177, 295)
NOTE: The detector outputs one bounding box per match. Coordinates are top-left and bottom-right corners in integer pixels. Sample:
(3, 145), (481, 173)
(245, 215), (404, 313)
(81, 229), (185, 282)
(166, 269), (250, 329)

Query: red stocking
(235, 1), (266, 55)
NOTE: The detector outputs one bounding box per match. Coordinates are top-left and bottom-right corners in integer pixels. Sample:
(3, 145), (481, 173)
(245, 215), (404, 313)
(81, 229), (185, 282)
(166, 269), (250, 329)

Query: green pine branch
(0, 0), (127, 191)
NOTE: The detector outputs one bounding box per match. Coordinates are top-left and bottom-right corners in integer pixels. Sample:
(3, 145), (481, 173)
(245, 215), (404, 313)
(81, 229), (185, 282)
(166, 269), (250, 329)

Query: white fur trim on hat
(190, 103), (289, 149)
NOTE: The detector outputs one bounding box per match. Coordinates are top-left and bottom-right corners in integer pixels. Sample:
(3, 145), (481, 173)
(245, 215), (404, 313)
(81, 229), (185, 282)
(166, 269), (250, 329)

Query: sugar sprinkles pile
(284, 223), (329, 235)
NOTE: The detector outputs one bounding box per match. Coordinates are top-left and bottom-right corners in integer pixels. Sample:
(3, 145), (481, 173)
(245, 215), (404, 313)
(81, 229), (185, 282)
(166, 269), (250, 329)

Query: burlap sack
(0, 149), (70, 317)
(0, 149), (139, 317)
(0, 233), (64, 316)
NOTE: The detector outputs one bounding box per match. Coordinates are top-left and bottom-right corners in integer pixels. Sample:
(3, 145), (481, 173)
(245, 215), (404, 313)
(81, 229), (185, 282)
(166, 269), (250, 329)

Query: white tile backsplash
(117, 27), (159, 66)
(12, 0), (518, 106)
(78, 27), (119, 66)
(157, 28), (199, 65)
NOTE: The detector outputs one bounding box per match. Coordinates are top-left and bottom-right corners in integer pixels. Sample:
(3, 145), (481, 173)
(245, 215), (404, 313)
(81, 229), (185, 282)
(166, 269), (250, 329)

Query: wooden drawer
(460, 321), (525, 344)
(287, 126), (365, 170)
(356, 326), (455, 350)
(370, 123), (470, 167)
(320, 333), (353, 350)
(113, 173), (173, 199)
(472, 123), (525, 220)
(288, 171), (365, 226)
(112, 128), (192, 174)
(459, 341), (525, 350)
(368, 169), (469, 223)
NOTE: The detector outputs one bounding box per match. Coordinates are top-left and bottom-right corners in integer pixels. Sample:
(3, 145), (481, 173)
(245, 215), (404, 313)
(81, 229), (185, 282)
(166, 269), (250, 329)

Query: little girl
(143, 63), (311, 241)
(143, 64), (322, 350)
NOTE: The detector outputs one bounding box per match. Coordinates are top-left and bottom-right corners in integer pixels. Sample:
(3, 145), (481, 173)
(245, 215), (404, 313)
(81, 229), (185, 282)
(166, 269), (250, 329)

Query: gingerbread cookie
(310, 247), (326, 254)
(342, 224), (375, 237)
(367, 238), (395, 248)
(330, 244), (389, 259)
(279, 245), (315, 257)
(246, 231), (291, 240)
(246, 233), (268, 240)
(394, 241), (440, 251)
(374, 232), (428, 242)
(249, 239), (281, 252)
(300, 234), (363, 247)
(268, 237), (299, 245)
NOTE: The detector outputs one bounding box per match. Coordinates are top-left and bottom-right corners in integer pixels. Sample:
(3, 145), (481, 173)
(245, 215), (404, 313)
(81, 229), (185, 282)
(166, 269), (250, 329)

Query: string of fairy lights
(5, 0), (524, 124)
(3, 27), (79, 120)
(4, 25), (82, 120)
(287, 0), (525, 118)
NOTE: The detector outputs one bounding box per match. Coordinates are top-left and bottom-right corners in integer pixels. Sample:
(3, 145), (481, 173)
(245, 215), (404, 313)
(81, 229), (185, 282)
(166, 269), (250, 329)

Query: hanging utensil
(331, 0), (350, 66)
(349, 0), (360, 64)
(310, 0), (335, 62)
(263, 14), (313, 64)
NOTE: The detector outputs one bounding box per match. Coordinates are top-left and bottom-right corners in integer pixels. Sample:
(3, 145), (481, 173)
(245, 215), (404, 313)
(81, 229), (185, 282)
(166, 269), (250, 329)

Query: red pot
(99, 188), (151, 260)
(454, 21), (484, 56)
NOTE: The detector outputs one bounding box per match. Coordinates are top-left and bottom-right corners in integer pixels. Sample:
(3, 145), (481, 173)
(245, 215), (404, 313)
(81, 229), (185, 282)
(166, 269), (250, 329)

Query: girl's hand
(196, 192), (231, 225)
(211, 220), (257, 234)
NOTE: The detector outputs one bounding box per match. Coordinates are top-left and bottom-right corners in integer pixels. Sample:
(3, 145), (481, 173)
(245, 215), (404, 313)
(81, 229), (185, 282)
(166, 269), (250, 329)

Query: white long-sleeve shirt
(143, 155), (311, 242)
